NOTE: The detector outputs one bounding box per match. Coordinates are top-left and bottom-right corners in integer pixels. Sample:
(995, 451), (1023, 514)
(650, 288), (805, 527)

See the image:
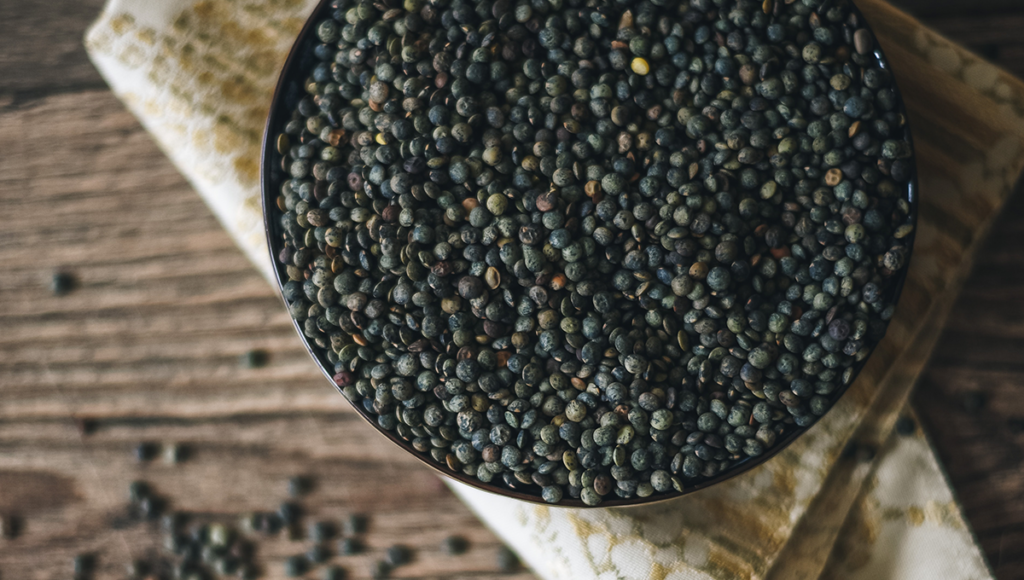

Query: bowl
(261, 0), (918, 507)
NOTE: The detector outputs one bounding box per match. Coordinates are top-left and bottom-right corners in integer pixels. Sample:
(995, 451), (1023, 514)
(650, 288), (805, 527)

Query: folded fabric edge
(816, 406), (994, 580)
(899, 408), (998, 580)
(82, 0), (293, 287)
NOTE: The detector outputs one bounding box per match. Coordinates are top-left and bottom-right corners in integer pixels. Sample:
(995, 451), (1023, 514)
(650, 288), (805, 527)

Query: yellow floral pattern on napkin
(86, 0), (320, 279)
(84, 0), (1023, 577)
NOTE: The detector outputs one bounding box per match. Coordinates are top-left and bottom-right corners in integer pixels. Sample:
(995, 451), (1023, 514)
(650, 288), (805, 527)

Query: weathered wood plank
(0, 0), (109, 97)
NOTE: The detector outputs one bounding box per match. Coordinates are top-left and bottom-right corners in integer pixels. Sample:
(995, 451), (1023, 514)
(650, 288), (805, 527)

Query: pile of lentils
(270, 0), (915, 506)
(112, 475), (507, 579)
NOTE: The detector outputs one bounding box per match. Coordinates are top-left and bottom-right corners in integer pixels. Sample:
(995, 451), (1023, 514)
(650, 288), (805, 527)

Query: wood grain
(0, 0), (109, 98)
(0, 1), (1023, 579)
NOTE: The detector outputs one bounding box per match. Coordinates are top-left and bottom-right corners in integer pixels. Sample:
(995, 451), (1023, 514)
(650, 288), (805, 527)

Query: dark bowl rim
(260, 0), (919, 509)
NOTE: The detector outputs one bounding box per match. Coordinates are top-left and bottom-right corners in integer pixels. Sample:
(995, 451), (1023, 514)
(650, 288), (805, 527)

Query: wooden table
(1, 1), (1022, 578)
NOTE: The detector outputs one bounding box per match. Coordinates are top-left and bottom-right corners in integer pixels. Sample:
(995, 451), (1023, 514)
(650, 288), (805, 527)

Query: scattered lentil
(342, 514), (367, 535)
(74, 417), (98, 436)
(288, 475), (314, 497)
(894, 415), (916, 436)
(855, 443), (876, 463)
(133, 442), (159, 462)
(496, 545), (519, 573)
(73, 553), (95, 580)
(163, 443), (186, 464)
(338, 537), (362, 555)
(441, 535), (468, 555)
(126, 559), (149, 578)
(208, 523), (231, 547)
(50, 272), (75, 296)
(128, 480), (151, 503)
(0, 514), (20, 540)
(240, 350), (269, 369)
(841, 441), (859, 459)
(309, 520), (335, 542)
(308, 543), (331, 564)
(384, 544), (412, 567)
(278, 502), (302, 526)
(370, 560), (390, 580)
(284, 554), (308, 577)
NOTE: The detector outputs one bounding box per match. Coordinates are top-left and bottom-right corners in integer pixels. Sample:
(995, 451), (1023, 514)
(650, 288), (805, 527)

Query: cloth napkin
(85, 0), (1024, 577)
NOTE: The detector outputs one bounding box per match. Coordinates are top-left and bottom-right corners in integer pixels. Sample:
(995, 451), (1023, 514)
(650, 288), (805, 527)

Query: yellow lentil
(630, 57), (649, 75)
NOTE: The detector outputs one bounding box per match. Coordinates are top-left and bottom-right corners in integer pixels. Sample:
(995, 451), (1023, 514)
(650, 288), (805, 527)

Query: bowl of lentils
(262, 0), (917, 507)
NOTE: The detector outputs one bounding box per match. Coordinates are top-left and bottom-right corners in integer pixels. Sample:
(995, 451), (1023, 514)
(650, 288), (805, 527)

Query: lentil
(496, 545), (519, 572)
(73, 553), (95, 580)
(278, 502), (301, 526)
(370, 560), (390, 579)
(442, 535), (469, 555)
(288, 475), (313, 497)
(134, 442), (159, 462)
(0, 514), (20, 539)
(284, 554), (308, 577)
(240, 349), (269, 369)
(895, 415), (916, 436)
(50, 272), (76, 296)
(342, 514), (367, 535)
(163, 443), (186, 465)
(384, 544), (412, 567)
(856, 443), (877, 463)
(308, 543), (331, 563)
(338, 537), (362, 555)
(309, 520), (335, 542)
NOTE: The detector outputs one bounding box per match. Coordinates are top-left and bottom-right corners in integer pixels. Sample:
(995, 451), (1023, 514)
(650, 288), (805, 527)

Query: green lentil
(0, 514), (20, 539)
(285, 554), (309, 577)
(895, 415), (916, 436)
(339, 537), (362, 555)
(240, 349), (269, 369)
(288, 475), (313, 497)
(73, 553), (95, 580)
(441, 535), (469, 555)
(370, 560), (390, 580)
(50, 271), (76, 296)
(309, 520), (335, 542)
(496, 545), (519, 573)
(342, 513), (367, 535)
(384, 545), (412, 567)
(134, 442), (158, 462)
